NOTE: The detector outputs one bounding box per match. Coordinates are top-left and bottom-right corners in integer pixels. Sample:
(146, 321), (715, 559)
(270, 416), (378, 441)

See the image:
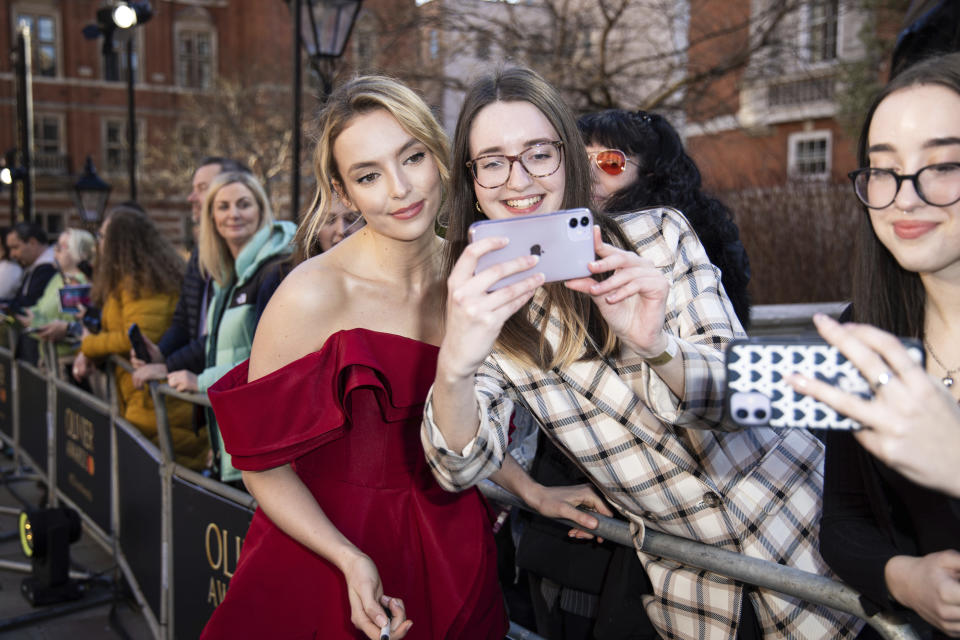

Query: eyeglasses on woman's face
(848, 163), (960, 209)
(466, 141), (564, 189)
(587, 149), (637, 176)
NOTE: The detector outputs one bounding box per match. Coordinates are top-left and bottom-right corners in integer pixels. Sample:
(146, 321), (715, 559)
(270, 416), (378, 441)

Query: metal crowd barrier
(0, 311), (921, 640)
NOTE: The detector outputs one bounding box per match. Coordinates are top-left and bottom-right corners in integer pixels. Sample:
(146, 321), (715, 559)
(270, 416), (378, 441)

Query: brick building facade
(1, 0), (428, 248)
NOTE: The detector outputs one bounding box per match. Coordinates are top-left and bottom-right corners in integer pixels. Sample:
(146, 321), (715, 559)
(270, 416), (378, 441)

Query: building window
(808, 0), (839, 63)
(35, 211), (64, 236)
(103, 32), (141, 83)
(103, 118), (144, 175)
(788, 131), (832, 180)
(15, 11), (58, 77)
(428, 30), (439, 60)
(177, 29), (214, 88)
(33, 114), (66, 174)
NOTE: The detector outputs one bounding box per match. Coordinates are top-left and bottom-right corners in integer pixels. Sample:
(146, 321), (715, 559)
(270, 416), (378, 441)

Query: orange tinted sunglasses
(588, 149), (635, 176)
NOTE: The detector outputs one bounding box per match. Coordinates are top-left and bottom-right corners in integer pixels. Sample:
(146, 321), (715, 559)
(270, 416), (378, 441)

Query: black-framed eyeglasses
(466, 141), (564, 189)
(848, 163), (960, 209)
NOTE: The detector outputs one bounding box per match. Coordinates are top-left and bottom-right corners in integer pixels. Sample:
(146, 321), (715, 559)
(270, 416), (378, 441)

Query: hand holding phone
(128, 323), (152, 363)
(725, 336), (924, 430)
(468, 208), (595, 291)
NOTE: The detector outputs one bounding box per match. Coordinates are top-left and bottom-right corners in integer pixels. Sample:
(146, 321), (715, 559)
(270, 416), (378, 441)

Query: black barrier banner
(0, 351), (11, 440)
(56, 387), (112, 534)
(18, 363), (47, 473)
(117, 425), (162, 619)
(171, 476), (253, 640)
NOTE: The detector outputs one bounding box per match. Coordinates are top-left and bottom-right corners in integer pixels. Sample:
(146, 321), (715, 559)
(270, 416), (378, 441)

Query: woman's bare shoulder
(248, 254), (350, 379)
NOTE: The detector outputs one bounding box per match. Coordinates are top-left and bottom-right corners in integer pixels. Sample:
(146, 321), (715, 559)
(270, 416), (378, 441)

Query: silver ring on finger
(872, 369), (893, 392)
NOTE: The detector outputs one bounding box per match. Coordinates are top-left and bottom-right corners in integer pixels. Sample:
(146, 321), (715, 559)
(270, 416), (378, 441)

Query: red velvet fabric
(202, 329), (507, 639)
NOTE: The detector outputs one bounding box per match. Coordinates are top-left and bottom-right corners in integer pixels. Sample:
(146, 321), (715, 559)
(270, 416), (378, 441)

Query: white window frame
(174, 8), (217, 90)
(12, 2), (62, 78)
(100, 29), (145, 84)
(33, 112), (65, 174)
(35, 210), (65, 236)
(102, 117), (147, 177)
(788, 130), (832, 181)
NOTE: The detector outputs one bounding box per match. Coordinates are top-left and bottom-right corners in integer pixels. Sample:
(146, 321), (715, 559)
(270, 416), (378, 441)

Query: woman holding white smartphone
(788, 52), (960, 639)
(421, 66), (860, 640)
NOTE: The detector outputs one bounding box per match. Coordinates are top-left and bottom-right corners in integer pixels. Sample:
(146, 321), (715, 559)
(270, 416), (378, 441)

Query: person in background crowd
(0, 228), (23, 301)
(131, 157), (250, 393)
(421, 66), (861, 640)
(787, 52), (960, 640)
(72, 205), (208, 470)
(17, 228), (96, 360)
(578, 109), (751, 329)
(289, 193), (363, 267)
(4, 222), (57, 363)
(165, 171), (295, 484)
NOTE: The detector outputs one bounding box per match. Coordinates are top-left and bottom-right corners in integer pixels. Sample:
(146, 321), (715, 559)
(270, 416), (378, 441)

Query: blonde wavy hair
(198, 171), (275, 287)
(293, 75), (450, 261)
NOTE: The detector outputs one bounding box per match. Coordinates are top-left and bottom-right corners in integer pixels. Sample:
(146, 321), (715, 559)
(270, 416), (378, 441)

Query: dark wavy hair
(92, 206), (185, 305)
(578, 109), (752, 328)
(850, 52), (960, 338)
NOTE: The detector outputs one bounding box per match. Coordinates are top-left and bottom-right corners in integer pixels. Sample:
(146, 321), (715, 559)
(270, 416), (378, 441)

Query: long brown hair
(444, 66), (629, 369)
(851, 52), (960, 336)
(294, 75), (451, 262)
(92, 206), (184, 304)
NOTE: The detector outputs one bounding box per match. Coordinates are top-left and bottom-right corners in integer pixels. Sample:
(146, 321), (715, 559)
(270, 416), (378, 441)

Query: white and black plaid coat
(422, 208), (861, 640)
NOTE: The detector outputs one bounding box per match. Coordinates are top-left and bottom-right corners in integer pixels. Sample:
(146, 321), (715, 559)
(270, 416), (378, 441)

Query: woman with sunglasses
(422, 66), (859, 640)
(785, 52), (960, 639)
(578, 110), (751, 329)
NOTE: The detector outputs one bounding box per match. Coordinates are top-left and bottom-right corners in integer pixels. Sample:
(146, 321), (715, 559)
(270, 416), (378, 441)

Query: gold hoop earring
(475, 201), (483, 213)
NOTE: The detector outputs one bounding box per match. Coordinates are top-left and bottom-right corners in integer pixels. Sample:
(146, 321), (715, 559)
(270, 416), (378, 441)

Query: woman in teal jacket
(167, 171), (295, 482)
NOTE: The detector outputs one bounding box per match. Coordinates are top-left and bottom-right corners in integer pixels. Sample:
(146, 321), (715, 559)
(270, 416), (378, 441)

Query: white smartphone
(468, 208), (595, 291)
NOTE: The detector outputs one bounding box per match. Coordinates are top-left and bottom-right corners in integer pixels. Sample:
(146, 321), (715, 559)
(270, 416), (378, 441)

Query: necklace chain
(924, 339), (960, 388)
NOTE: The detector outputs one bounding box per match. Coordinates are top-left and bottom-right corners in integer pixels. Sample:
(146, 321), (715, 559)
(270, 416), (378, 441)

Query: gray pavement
(0, 462), (154, 640)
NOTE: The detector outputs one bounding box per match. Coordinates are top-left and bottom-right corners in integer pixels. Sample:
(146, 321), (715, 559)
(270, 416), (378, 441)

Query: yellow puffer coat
(80, 286), (209, 470)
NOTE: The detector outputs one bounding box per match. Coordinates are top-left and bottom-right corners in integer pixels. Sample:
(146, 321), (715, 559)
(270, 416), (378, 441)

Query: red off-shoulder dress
(201, 329), (507, 639)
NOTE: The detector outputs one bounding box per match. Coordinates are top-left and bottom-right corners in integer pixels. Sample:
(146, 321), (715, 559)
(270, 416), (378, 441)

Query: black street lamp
(83, 1), (153, 203)
(73, 156), (112, 227)
(286, 0), (362, 223)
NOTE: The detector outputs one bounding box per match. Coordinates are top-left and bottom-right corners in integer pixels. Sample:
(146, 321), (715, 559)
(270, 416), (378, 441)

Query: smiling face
(866, 84), (960, 278)
(333, 108), (441, 242)
(212, 181), (262, 255)
(469, 101), (565, 220)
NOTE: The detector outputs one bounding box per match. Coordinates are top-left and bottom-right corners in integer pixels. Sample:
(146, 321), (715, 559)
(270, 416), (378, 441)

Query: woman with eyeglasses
(784, 52), (960, 640)
(422, 66), (860, 640)
(578, 109), (751, 329)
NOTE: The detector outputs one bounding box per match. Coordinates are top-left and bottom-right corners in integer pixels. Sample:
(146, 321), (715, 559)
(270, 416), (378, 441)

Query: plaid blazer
(423, 208), (861, 640)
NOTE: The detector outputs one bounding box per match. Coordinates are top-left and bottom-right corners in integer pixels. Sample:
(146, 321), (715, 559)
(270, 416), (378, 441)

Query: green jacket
(199, 220), (295, 482)
(30, 271), (89, 358)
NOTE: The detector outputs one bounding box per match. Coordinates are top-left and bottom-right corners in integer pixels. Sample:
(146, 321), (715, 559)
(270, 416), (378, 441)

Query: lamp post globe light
(286, 0), (362, 223)
(74, 156), (112, 226)
(83, 2), (153, 203)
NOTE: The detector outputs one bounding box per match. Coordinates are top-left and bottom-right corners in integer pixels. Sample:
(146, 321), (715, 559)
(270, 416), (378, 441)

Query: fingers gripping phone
(468, 208), (595, 291)
(724, 336), (924, 430)
(128, 323), (152, 363)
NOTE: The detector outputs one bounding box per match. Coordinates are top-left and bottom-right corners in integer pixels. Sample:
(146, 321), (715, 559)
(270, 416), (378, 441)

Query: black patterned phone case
(724, 336), (924, 430)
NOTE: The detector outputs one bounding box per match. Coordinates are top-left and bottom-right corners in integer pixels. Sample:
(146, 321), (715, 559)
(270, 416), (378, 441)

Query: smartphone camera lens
(569, 218), (577, 228)
(735, 408), (748, 420)
(753, 409), (768, 420)
(580, 216), (589, 227)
